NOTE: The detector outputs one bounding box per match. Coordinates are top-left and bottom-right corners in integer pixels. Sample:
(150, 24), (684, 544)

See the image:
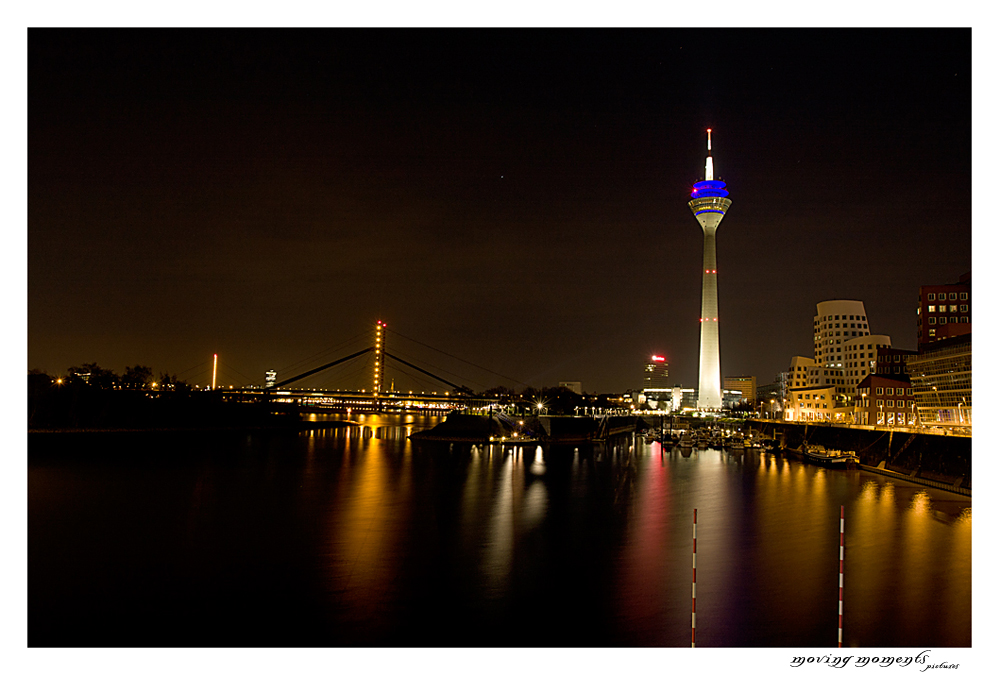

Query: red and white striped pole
(838, 505), (845, 648)
(692, 508), (697, 648)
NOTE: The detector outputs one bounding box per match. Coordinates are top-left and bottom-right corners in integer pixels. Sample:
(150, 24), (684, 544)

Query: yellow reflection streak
(326, 432), (394, 618)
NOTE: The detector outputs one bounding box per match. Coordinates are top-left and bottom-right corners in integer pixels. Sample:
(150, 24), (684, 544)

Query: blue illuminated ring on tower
(690, 180), (729, 200)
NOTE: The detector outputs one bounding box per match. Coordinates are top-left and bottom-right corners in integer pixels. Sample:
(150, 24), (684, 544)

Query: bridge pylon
(374, 320), (385, 403)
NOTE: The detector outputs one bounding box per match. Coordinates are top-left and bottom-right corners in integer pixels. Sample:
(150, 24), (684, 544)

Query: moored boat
(800, 443), (857, 467)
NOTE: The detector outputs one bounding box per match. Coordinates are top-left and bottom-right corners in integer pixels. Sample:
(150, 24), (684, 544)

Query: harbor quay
(746, 419), (971, 494)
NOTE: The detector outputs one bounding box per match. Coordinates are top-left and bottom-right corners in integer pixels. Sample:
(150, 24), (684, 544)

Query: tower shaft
(696, 218), (722, 409)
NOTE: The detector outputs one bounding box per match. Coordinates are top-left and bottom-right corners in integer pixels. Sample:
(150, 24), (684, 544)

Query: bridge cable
(272, 347), (374, 388)
(384, 328), (528, 387)
(274, 331), (372, 378)
(383, 352), (462, 390)
(384, 345), (491, 390)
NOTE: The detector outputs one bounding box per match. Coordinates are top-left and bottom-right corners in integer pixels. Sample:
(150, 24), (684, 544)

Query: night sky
(28, 29), (972, 393)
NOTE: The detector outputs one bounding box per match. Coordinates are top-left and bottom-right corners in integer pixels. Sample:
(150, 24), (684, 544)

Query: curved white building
(813, 300), (871, 367)
(786, 300), (892, 420)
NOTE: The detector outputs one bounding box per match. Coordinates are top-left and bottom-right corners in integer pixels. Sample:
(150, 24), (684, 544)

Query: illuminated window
(928, 305), (936, 312)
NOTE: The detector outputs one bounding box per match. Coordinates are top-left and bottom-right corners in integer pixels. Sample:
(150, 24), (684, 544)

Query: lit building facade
(855, 374), (916, 427)
(643, 355), (670, 389)
(807, 300), (892, 408)
(721, 389), (746, 410)
(724, 375), (756, 404)
(907, 333), (971, 428)
(814, 300), (872, 367)
(787, 385), (838, 422)
(874, 346), (918, 376)
(917, 272), (971, 346)
(671, 387), (698, 412)
(688, 129), (732, 410)
(757, 379), (783, 418)
(842, 334), (892, 391)
(640, 355), (670, 410)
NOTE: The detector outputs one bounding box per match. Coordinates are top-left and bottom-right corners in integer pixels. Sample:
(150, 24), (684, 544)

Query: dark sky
(28, 29), (972, 393)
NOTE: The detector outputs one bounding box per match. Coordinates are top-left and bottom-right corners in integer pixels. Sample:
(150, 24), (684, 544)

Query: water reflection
(28, 420), (971, 647)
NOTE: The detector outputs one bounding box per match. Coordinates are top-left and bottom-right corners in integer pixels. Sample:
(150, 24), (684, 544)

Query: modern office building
(671, 387), (699, 412)
(907, 333), (971, 428)
(640, 355), (670, 409)
(917, 273), (971, 346)
(724, 375), (756, 403)
(558, 381), (582, 395)
(643, 355), (670, 389)
(688, 129), (732, 410)
(757, 379), (784, 418)
(874, 346), (919, 376)
(722, 389), (746, 410)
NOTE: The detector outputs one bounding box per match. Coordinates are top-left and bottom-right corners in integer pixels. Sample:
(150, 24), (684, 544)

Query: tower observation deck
(688, 129), (732, 410)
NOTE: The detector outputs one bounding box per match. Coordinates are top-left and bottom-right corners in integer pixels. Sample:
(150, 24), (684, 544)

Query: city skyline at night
(27, 29), (972, 395)
(17, 16), (982, 673)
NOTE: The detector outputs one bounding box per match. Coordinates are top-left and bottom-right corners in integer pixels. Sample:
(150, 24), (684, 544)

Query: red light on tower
(651, 355), (666, 362)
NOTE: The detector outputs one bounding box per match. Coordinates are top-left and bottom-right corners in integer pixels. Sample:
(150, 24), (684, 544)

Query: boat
(678, 437), (693, 457)
(800, 444), (857, 467)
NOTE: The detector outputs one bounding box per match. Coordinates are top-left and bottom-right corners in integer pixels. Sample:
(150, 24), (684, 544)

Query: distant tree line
(29, 363), (190, 391)
(28, 364), (198, 430)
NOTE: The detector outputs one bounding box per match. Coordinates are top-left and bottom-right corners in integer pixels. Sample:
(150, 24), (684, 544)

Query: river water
(28, 414), (971, 647)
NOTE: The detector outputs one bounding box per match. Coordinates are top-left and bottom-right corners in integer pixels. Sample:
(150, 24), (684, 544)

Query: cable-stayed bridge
(217, 321), (516, 413)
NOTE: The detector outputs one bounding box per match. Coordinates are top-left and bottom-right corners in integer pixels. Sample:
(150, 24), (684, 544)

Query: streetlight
(932, 385), (943, 424)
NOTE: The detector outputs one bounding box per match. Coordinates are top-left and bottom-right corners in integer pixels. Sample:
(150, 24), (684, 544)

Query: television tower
(688, 129), (732, 410)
